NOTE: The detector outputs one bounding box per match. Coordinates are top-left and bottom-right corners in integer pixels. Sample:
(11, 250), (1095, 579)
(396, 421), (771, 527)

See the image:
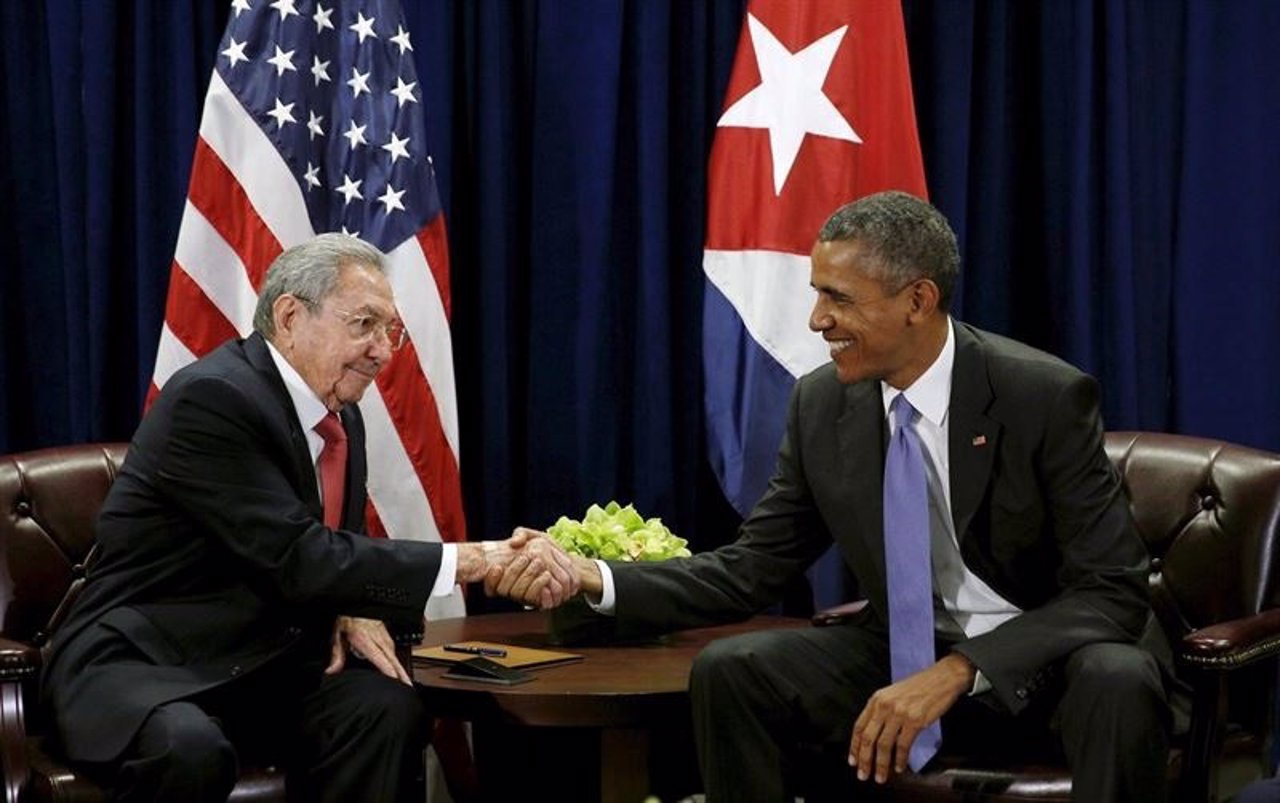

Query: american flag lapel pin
(972, 434), (987, 447)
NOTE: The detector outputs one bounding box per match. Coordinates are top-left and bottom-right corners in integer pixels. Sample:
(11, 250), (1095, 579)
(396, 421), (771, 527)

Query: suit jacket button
(230, 665), (242, 677)
(1015, 688), (1028, 700)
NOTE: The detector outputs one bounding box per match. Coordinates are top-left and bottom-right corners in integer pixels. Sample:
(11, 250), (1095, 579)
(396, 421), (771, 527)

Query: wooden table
(413, 610), (807, 802)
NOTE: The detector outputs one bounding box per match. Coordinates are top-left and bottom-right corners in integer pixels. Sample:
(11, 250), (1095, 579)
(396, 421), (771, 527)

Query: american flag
(150, 0), (466, 618)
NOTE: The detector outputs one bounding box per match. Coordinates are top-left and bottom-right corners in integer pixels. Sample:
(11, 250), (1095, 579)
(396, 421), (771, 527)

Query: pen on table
(443, 644), (508, 658)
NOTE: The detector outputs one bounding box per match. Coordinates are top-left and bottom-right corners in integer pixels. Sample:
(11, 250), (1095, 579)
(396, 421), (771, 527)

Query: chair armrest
(0, 639), (40, 684)
(1180, 607), (1280, 669)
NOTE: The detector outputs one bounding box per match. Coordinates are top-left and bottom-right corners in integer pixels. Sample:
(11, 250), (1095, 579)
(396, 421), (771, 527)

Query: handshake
(455, 528), (599, 609)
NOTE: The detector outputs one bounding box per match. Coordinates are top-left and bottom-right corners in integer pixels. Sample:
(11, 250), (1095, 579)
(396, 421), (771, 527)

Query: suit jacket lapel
(338, 405), (365, 532)
(242, 333), (323, 517)
(837, 381), (888, 585)
(949, 323), (1001, 540)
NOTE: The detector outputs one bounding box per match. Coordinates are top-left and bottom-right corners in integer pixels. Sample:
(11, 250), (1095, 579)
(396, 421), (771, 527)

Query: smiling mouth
(346, 364), (380, 380)
(828, 339), (853, 356)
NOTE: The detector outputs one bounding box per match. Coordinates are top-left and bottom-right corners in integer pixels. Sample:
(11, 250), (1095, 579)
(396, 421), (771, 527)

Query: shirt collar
(881, 316), (955, 428)
(265, 339), (331, 433)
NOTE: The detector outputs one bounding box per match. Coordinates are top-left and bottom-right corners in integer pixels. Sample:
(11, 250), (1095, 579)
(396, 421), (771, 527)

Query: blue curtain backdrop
(4, 1), (1280, 594)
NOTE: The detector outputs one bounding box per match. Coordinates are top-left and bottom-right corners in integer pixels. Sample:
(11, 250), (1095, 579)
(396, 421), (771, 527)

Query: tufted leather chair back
(1106, 431), (1280, 645)
(0, 444), (127, 654)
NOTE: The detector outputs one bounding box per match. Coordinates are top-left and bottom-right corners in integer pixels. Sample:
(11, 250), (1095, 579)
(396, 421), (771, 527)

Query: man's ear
(273, 294), (308, 347)
(907, 279), (941, 319)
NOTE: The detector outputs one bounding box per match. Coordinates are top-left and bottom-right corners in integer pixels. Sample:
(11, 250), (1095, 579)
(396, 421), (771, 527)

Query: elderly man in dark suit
(498, 192), (1173, 802)
(43, 234), (577, 803)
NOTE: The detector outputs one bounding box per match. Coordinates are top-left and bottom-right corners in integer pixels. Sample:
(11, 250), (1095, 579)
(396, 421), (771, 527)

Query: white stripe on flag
(703, 248), (830, 379)
(359, 386), (442, 544)
(426, 587), (467, 621)
(153, 323), (198, 389)
(173, 200), (259, 335)
(199, 70), (315, 248)
(385, 237), (460, 457)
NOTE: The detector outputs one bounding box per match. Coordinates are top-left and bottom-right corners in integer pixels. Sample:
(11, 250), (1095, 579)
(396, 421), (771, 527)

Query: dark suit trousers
(101, 650), (429, 803)
(689, 623), (1169, 803)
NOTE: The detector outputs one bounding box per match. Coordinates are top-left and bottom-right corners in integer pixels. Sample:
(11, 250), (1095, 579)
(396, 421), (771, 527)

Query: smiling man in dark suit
(508, 192), (1173, 802)
(43, 234), (577, 803)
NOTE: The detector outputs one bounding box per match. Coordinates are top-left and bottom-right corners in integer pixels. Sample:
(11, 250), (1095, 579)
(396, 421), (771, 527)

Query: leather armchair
(853, 431), (1280, 802)
(0, 444), (290, 802)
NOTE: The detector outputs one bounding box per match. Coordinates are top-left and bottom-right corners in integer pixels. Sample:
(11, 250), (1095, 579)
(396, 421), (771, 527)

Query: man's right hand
(455, 529), (579, 608)
(849, 652), (975, 783)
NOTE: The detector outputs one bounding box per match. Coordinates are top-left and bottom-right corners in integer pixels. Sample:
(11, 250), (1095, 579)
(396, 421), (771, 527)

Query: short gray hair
(817, 191), (960, 310)
(253, 233), (387, 338)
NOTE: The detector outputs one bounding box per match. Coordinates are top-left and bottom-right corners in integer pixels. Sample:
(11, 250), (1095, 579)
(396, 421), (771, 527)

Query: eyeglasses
(293, 294), (407, 350)
(330, 306), (408, 351)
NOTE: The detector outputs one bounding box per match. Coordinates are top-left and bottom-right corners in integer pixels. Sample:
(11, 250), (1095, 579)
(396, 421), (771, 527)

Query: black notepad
(441, 656), (534, 685)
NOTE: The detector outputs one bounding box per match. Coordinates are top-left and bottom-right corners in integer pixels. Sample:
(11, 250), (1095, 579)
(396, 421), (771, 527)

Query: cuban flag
(703, 0), (928, 605)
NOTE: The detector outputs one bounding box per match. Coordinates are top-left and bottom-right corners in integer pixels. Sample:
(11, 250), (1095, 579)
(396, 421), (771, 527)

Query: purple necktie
(884, 394), (941, 770)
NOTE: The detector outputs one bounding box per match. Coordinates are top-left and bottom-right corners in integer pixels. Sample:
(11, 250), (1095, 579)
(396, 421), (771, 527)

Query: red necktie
(314, 413), (348, 529)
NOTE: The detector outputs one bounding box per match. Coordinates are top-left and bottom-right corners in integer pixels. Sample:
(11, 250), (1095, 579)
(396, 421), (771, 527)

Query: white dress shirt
(266, 341), (456, 598)
(884, 318), (1021, 643)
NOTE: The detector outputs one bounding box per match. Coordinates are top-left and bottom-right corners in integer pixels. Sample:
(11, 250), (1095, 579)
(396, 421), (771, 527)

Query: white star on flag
(266, 98), (296, 128)
(378, 184), (407, 214)
(390, 77), (418, 108)
(335, 174), (363, 205)
(303, 162), (321, 189)
(350, 12), (377, 43)
(230, 0), (251, 17)
(313, 3), (334, 33)
(270, 0), (299, 21)
(717, 13), (861, 195)
(348, 67), (371, 98)
(311, 56), (331, 85)
(390, 25), (413, 54)
(307, 110), (325, 140)
(343, 120), (368, 150)
(266, 45), (296, 77)
(382, 132), (411, 164)
(221, 38), (248, 69)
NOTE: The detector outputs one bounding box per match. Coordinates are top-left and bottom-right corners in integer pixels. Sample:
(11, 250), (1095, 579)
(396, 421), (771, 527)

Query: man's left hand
(326, 616), (411, 686)
(849, 652), (976, 783)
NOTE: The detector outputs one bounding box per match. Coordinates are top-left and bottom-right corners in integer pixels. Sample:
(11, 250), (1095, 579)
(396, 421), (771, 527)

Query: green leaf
(544, 500), (691, 562)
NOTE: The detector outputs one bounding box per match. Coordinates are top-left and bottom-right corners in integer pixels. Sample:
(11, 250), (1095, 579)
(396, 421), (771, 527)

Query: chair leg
(0, 682), (28, 803)
(1179, 671), (1226, 803)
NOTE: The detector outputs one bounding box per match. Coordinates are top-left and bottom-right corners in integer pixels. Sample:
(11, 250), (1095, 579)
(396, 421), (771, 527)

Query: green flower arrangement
(546, 501), (691, 562)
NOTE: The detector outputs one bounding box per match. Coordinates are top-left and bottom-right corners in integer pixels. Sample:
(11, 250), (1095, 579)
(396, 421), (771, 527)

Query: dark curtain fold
(3, 0), (1280, 562)
(1, 1), (223, 450)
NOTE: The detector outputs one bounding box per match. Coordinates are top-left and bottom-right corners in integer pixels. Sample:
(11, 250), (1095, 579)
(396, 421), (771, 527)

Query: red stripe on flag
(364, 497), (389, 539)
(186, 138), (284, 290)
(146, 263), (239, 412)
(165, 263), (241, 356)
(376, 341), (467, 543)
(415, 215), (452, 321)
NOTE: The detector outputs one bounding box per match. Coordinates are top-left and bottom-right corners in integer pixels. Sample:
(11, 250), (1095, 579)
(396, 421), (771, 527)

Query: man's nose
(369, 332), (393, 362)
(809, 301), (831, 332)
